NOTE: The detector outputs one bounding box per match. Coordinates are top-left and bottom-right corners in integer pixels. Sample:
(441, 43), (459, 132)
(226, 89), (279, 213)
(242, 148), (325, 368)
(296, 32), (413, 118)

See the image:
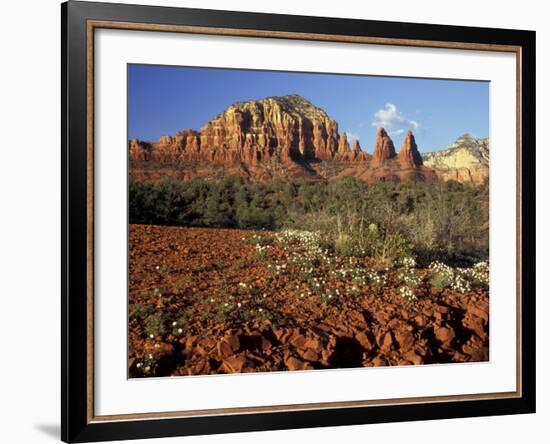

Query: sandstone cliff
(371, 128), (397, 167)
(339, 128), (436, 183)
(421, 134), (489, 184)
(130, 94), (371, 181)
(131, 94), (348, 166)
(129, 94), (486, 184)
(398, 130), (423, 168)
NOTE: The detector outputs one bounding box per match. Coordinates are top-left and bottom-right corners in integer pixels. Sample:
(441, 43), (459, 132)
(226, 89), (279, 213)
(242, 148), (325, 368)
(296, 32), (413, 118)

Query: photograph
(127, 65), (490, 378)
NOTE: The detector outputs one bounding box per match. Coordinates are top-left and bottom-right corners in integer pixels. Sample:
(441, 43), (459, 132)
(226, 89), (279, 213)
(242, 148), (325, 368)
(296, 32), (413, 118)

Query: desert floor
(128, 224), (489, 377)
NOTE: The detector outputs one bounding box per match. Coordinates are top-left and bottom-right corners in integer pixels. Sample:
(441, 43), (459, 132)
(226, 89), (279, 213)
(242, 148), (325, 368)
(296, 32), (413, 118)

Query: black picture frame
(62, 1), (536, 442)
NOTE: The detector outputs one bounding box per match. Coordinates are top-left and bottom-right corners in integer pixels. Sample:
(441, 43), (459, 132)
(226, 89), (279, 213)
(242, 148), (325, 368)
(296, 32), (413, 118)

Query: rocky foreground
(128, 225), (489, 377)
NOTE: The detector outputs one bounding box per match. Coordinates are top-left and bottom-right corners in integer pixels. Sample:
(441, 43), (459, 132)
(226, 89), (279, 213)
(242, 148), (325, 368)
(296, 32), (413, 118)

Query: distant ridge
(422, 134), (489, 184)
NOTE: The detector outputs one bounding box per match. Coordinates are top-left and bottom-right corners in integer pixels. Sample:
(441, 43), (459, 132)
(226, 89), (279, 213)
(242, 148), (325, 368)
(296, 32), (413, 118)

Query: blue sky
(128, 64), (489, 153)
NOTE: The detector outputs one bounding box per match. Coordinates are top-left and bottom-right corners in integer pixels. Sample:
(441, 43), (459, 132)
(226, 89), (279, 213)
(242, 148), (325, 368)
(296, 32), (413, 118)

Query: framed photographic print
(61, 1), (536, 442)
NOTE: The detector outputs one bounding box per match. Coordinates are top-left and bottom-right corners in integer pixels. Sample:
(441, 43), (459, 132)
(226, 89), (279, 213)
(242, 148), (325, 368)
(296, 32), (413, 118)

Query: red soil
(128, 224), (489, 377)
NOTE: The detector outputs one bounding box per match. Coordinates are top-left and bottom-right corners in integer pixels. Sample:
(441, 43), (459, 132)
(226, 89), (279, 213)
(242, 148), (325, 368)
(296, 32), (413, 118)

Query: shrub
(144, 313), (166, 338)
(156, 265), (173, 277)
(467, 261), (490, 287)
(450, 273), (471, 293)
(399, 267), (422, 288)
(243, 234), (275, 246)
(429, 261), (455, 290)
(171, 316), (188, 337)
(129, 176), (489, 263)
(429, 261), (476, 293)
(399, 286), (417, 301)
(254, 243), (272, 260)
(134, 355), (158, 377)
(366, 270), (386, 289)
(430, 271), (452, 291)
(215, 303), (234, 323)
(377, 232), (413, 263)
(334, 234), (355, 256)
(129, 303), (155, 321)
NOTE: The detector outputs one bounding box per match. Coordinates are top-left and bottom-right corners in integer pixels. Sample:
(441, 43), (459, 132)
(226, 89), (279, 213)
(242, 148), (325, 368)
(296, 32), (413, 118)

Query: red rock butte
(371, 127), (397, 167)
(129, 94), (487, 184)
(398, 130), (424, 168)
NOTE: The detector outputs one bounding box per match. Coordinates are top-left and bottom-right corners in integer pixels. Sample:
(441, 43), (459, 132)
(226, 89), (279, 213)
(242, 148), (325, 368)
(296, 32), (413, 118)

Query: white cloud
(372, 103), (420, 132)
(391, 129), (405, 136)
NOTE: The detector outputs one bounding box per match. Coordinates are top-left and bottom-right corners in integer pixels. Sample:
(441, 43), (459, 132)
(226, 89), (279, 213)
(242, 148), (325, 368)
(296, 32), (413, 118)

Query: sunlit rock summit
(129, 94), (487, 184)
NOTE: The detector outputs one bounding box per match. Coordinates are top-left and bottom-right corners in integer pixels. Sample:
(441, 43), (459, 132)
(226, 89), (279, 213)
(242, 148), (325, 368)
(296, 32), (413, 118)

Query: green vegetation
(144, 313), (167, 338)
(430, 271), (453, 291)
(171, 316), (188, 337)
(129, 175), (489, 264)
(129, 302), (155, 321)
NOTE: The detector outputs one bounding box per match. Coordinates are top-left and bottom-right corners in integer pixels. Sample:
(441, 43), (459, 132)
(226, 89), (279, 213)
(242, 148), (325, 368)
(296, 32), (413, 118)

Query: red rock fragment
(379, 332), (394, 353)
(404, 350), (423, 365)
(220, 355), (249, 373)
(355, 331), (374, 350)
(469, 306), (489, 323)
(304, 337), (322, 350)
(462, 315), (486, 339)
(394, 330), (415, 352)
(144, 341), (175, 360)
(285, 356), (314, 371)
(301, 349), (320, 362)
(434, 326), (456, 344)
(289, 333), (307, 349)
(371, 356), (388, 366)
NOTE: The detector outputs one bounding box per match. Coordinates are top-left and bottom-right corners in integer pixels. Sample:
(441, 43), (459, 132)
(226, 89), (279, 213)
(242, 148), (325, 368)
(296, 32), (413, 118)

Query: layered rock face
(422, 134), (489, 184)
(398, 130), (423, 168)
(371, 128), (397, 167)
(337, 132), (351, 157)
(345, 140), (370, 162)
(339, 128), (436, 183)
(129, 94), (485, 184)
(130, 130), (201, 163)
(129, 139), (152, 161)
(131, 95), (349, 166)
